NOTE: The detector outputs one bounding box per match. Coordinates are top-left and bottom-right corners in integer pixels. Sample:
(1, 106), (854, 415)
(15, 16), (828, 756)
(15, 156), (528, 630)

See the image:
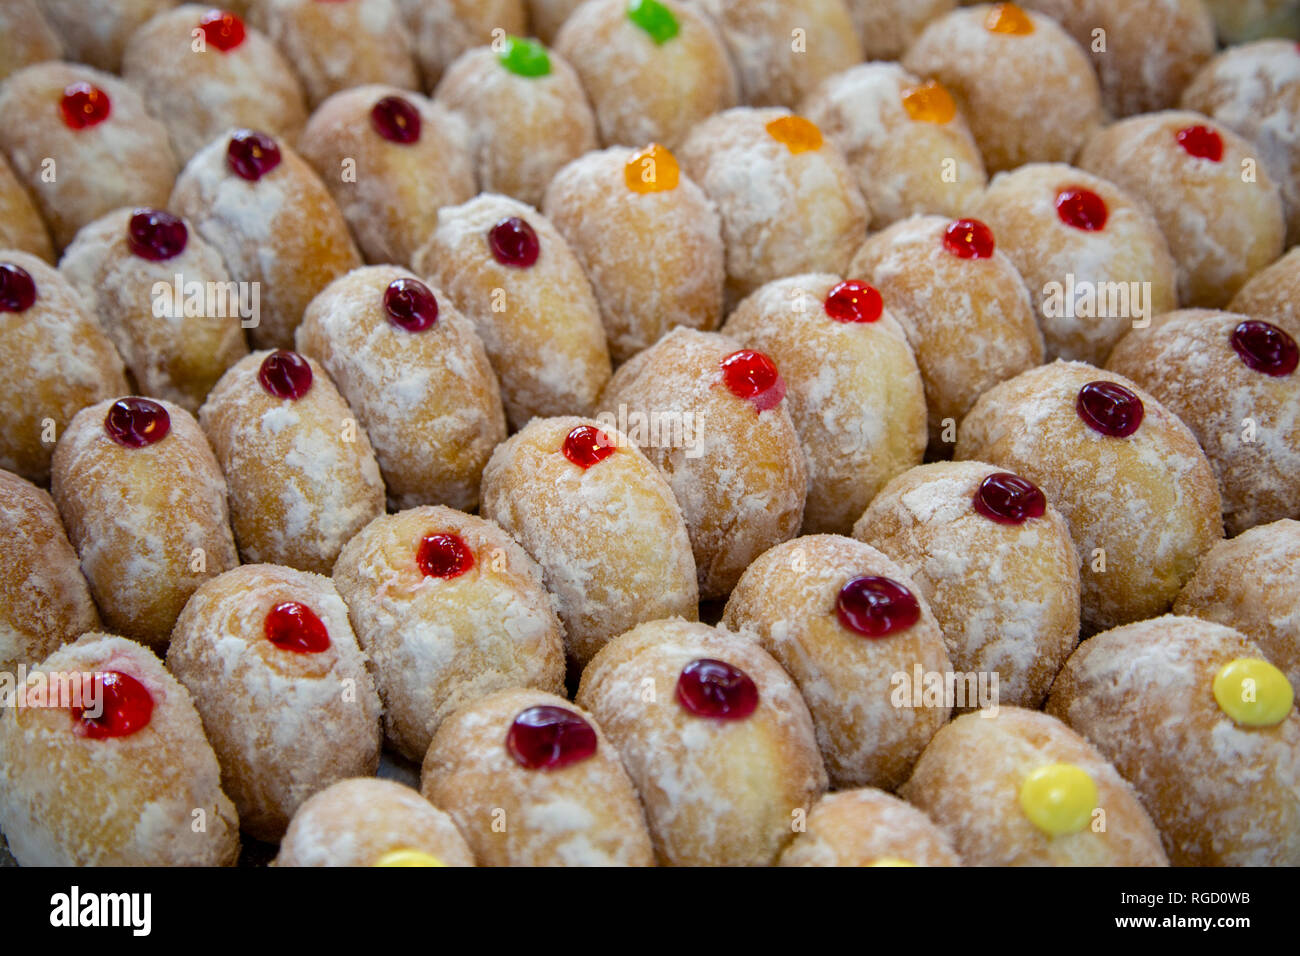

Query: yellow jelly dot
(1213, 658), (1294, 727)
(868, 857), (917, 867)
(765, 115), (823, 154)
(373, 849), (446, 867)
(1018, 763), (1098, 837)
(901, 80), (956, 125)
(624, 142), (679, 194)
(985, 3), (1035, 35)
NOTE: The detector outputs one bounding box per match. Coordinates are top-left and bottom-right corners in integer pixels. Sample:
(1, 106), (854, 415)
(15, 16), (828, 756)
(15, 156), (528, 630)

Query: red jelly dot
(1231, 320), (1299, 377)
(383, 277), (439, 332)
(417, 533), (474, 579)
(973, 472), (1047, 525)
(837, 576), (921, 638)
(226, 129), (282, 181)
(258, 349), (313, 400)
(676, 658), (759, 720)
(264, 601), (331, 654)
(0, 262), (37, 312)
(1076, 380), (1144, 437)
(199, 9), (246, 52)
(562, 424), (616, 469)
(1054, 187), (1108, 232)
(72, 671), (154, 739)
(1176, 124), (1223, 162)
(943, 218), (995, 259)
(370, 95), (422, 144)
(506, 705), (598, 769)
(488, 217), (540, 268)
(59, 82), (111, 130)
(824, 280), (883, 323)
(720, 349), (786, 411)
(127, 208), (188, 262)
(104, 397), (170, 448)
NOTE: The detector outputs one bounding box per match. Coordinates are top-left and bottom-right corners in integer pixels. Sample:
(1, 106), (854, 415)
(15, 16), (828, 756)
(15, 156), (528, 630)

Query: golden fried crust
(527, 0), (582, 43)
(778, 788), (962, 867)
(0, 0), (61, 83)
(34, 0), (172, 72)
(396, 0), (527, 89)
(1231, 246), (1300, 327)
(421, 687), (654, 866)
(843, 0), (953, 61)
(901, 707), (1170, 866)
(1046, 616), (1300, 866)
(0, 153), (53, 261)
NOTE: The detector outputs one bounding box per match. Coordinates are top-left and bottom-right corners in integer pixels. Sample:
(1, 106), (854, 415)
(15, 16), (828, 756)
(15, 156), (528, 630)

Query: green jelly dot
(498, 35), (551, 77)
(627, 0), (680, 45)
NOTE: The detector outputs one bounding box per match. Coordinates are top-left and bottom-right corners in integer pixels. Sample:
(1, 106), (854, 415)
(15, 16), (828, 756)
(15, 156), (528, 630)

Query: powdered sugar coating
(1231, 246), (1300, 328)
(0, 0), (61, 82)
(842, 0), (953, 60)
(778, 787), (961, 866)
(396, 0), (527, 89)
(36, 0), (173, 72)
(0, 152), (53, 260)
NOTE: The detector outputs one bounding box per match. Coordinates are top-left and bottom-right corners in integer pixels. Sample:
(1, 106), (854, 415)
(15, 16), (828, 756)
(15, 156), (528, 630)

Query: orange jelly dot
(765, 115), (823, 154)
(624, 143), (679, 193)
(985, 3), (1034, 35)
(901, 80), (956, 124)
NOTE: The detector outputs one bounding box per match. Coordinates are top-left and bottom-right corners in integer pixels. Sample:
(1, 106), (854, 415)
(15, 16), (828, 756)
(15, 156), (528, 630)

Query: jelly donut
(479, 416), (698, 667)
(1106, 309), (1300, 536)
(553, 0), (738, 149)
(51, 397), (239, 649)
(0, 469), (99, 680)
(1230, 246), (1300, 327)
(1047, 616), (1300, 866)
(0, 252), (128, 483)
(166, 564), (382, 841)
(0, 632), (241, 866)
(199, 349), (385, 573)
(528, 0), (582, 43)
(723, 535), (952, 789)
(777, 788), (961, 867)
(298, 85), (474, 268)
(955, 361), (1223, 633)
(543, 144), (725, 363)
(0, 153), (52, 261)
(296, 266), (505, 512)
(971, 164), (1178, 365)
(901, 3), (1103, 174)
(413, 194), (611, 429)
(276, 777), (474, 866)
(1078, 111), (1286, 309)
(434, 39), (597, 207)
(170, 128), (362, 350)
(0, 0), (59, 83)
(0, 62), (177, 250)
(849, 215), (1044, 454)
(576, 619), (828, 866)
(679, 107), (869, 304)
(397, 0), (527, 89)
(900, 707), (1170, 866)
(598, 329), (806, 599)
(59, 206), (249, 413)
(1176, 520), (1300, 692)
(421, 688), (654, 866)
(842, 0), (954, 61)
(332, 506), (566, 761)
(36, 0), (173, 72)
(800, 63), (986, 228)
(853, 461), (1081, 710)
(123, 6), (308, 164)
(720, 274), (926, 535)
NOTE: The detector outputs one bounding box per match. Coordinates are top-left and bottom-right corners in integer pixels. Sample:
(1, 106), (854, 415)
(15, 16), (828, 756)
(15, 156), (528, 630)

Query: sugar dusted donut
(576, 619), (827, 866)
(479, 416), (697, 667)
(955, 361), (1223, 633)
(720, 274), (926, 534)
(1106, 309), (1300, 536)
(853, 461), (1080, 710)
(0, 154), (52, 261)
(36, 0), (173, 71)
(1046, 616), (1300, 866)
(901, 3), (1102, 174)
(723, 535), (951, 789)
(1231, 246), (1300, 327)
(679, 107), (869, 303)
(971, 164), (1178, 365)
(296, 265), (504, 512)
(166, 564), (382, 841)
(51, 397), (238, 649)
(59, 206), (249, 413)
(843, 0), (953, 61)
(553, 0), (738, 149)
(800, 63), (986, 228)
(0, 252), (128, 483)
(0, 62), (177, 250)
(276, 778), (474, 866)
(434, 39), (596, 207)
(422, 688), (654, 866)
(0, 632), (241, 866)
(849, 215), (1043, 454)
(543, 144), (725, 363)
(413, 194), (611, 429)
(397, 0), (527, 89)
(900, 707), (1170, 866)
(171, 128), (361, 350)
(333, 506), (566, 761)
(1078, 111), (1286, 309)
(778, 788), (961, 867)
(0, 0), (60, 82)
(199, 349), (385, 573)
